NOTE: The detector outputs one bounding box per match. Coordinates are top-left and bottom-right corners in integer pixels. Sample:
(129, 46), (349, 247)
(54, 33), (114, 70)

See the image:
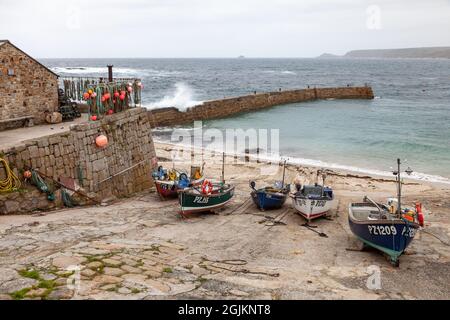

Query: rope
(421, 229), (450, 246)
(200, 258), (280, 277)
(0, 158), (21, 193)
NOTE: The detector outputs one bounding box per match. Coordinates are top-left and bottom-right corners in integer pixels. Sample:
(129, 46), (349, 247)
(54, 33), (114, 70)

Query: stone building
(0, 40), (59, 128)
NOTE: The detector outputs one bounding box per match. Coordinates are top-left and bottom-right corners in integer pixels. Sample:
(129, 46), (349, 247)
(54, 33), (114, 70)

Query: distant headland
(318, 46), (450, 59)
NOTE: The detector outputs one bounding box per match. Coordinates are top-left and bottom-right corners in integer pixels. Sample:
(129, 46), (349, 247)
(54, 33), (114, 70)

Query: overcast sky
(1, 0), (449, 58)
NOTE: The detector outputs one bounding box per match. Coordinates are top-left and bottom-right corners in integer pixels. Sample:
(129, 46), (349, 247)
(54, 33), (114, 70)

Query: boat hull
(155, 181), (178, 199)
(155, 178), (205, 199)
(251, 191), (287, 210)
(179, 186), (235, 214)
(292, 197), (334, 221)
(348, 216), (419, 264)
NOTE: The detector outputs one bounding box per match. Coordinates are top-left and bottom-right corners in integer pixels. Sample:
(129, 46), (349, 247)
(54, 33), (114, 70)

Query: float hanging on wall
(84, 80), (143, 121)
(60, 76), (142, 121)
(95, 135), (109, 148)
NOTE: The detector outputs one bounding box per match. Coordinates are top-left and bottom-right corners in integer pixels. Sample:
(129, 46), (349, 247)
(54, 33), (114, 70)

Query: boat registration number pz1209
(368, 225), (397, 236)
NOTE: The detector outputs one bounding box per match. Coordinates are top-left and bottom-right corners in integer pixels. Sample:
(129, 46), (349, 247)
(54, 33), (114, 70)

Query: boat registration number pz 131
(194, 197), (209, 204)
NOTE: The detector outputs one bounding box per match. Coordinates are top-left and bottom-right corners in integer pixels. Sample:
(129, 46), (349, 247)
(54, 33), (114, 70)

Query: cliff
(318, 47), (450, 59)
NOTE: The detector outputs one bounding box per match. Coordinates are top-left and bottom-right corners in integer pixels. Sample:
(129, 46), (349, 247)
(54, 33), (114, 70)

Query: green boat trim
(180, 198), (234, 213)
(356, 236), (403, 261)
(179, 184), (235, 214)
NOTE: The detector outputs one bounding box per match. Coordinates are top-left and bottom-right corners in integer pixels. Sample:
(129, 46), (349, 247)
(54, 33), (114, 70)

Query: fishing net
(31, 170), (55, 201)
(61, 77), (142, 122)
(61, 188), (77, 208)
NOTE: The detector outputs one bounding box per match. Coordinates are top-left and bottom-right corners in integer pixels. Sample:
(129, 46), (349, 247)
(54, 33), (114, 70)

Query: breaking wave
(51, 67), (182, 78)
(50, 66), (140, 75)
(263, 70), (297, 75)
(145, 83), (203, 111)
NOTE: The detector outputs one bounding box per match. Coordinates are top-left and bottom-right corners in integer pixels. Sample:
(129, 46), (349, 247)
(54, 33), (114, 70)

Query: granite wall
(147, 86), (374, 127)
(0, 41), (59, 125)
(0, 108), (158, 215)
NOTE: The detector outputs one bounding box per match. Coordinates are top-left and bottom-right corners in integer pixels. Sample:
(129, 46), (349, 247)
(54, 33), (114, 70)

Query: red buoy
(416, 202), (425, 227)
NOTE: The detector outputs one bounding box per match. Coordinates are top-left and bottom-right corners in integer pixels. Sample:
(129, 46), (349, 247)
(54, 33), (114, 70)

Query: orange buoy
(95, 135), (108, 148)
(23, 170), (32, 179)
(416, 202), (425, 227)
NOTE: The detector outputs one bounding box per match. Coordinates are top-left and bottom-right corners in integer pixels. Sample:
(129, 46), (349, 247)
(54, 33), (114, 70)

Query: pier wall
(0, 108), (158, 215)
(147, 86), (374, 127)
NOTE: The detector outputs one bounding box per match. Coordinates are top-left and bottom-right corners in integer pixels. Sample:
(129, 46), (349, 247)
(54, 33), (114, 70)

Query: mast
(397, 158), (402, 216)
(222, 152), (225, 184)
(322, 170), (327, 197)
(281, 160), (287, 188)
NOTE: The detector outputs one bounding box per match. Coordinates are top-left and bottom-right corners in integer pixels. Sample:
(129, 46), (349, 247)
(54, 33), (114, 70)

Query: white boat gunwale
(348, 202), (420, 227)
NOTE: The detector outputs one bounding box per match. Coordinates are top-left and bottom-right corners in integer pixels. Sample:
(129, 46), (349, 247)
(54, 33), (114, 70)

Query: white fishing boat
(290, 170), (335, 223)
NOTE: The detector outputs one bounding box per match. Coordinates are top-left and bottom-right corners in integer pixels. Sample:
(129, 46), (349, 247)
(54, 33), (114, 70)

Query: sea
(43, 58), (450, 184)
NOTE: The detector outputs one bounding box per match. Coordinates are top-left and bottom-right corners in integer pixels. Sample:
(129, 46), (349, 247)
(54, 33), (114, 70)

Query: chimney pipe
(107, 65), (113, 82)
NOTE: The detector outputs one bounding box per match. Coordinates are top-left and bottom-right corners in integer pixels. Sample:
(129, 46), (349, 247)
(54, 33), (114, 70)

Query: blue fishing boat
(250, 160), (290, 211)
(348, 159), (424, 266)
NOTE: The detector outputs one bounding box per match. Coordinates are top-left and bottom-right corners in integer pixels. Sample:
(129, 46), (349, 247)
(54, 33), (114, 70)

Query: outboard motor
(178, 174), (190, 189)
(152, 166), (167, 180)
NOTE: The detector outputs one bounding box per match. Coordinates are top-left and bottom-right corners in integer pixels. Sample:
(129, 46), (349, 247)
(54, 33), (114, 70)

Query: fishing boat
(178, 153), (235, 215)
(250, 160), (290, 211)
(348, 159), (424, 266)
(152, 165), (204, 199)
(291, 170), (335, 223)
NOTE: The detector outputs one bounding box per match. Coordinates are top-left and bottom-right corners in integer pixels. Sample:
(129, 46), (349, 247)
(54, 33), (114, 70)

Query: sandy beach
(0, 141), (448, 300)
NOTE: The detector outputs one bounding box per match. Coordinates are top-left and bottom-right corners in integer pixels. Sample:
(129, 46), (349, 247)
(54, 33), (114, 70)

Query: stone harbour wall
(0, 108), (158, 215)
(147, 86), (374, 127)
(0, 41), (59, 125)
